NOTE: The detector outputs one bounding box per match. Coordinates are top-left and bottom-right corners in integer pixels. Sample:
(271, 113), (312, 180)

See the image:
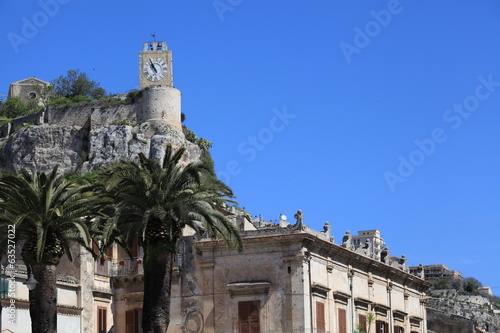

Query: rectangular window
(238, 301), (260, 333)
(376, 320), (387, 333)
(316, 301), (326, 331)
(358, 314), (367, 332)
(130, 239), (142, 274)
(0, 278), (8, 297)
(126, 309), (138, 333)
(131, 238), (140, 257)
(97, 307), (107, 333)
(338, 308), (347, 333)
(394, 325), (404, 333)
(105, 245), (113, 257)
(92, 237), (100, 257)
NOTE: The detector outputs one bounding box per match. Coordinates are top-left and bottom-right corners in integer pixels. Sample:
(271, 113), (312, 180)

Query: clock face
(143, 57), (168, 82)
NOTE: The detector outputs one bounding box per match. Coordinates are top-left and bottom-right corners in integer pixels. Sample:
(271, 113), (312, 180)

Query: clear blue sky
(2, 0), (499, 294)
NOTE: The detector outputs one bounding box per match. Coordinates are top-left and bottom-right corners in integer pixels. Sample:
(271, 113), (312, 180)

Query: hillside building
(408, 264), (462, 283)
(7, 77), (51, 106)
(350, 230), (386, 261)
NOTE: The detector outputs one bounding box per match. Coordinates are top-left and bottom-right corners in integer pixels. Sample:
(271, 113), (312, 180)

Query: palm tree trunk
(142, 248), (175, 333)
(29, 264), (57, 333)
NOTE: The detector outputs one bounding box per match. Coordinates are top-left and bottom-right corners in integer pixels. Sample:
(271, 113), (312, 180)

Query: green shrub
(4, 97), (29, 118)
(182, 126), (213, 150)
(72, 95), (93, 102)
(0, 117), (12, 127)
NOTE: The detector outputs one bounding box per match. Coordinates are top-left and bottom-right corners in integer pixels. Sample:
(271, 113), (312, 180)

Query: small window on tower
(28, 92), (37, 99)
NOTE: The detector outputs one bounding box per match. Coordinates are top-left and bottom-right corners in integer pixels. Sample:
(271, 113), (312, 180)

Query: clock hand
(149, 59), (157, 73)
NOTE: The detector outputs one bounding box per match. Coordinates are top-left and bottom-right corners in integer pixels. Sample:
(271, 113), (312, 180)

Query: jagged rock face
(0, 125), (88, 174)
(428, 297), (500, 333)
(0, 98), (201, 174)
(83, 123), (200, 173)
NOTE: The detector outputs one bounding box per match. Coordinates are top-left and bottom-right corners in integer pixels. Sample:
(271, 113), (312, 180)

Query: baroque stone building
(96, 209), (430, 333)
(160, 212), (431, 333)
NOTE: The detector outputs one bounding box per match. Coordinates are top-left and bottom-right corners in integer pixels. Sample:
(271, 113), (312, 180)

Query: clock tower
(135, 41), (182, 131)
(139, 41), (173, 89)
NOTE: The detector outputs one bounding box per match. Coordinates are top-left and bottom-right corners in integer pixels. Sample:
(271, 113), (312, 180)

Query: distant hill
(427, 291), (500, 333)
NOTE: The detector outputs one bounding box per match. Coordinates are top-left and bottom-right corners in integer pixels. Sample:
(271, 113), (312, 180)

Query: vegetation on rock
(51, 69), (107, 99)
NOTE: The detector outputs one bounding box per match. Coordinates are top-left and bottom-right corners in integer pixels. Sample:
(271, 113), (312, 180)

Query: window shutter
(126, 309), (138, 333)
(92, 237), (99, 256)
(105, 244), (113, 257)
(97, 307), (107, 333)
(131, 238), (139, 257)
(338, 308), (347, 333)
(238, 301), (260, 333)
(316, 301), (326, 331)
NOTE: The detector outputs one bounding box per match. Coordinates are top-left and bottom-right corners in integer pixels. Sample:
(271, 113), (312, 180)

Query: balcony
(94, 258), (144, 277)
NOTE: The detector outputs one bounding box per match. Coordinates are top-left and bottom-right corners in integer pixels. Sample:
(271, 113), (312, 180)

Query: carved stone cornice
(311, 283), (331, 298)
(227, 281), (271, 297)
(373, 303), (390, 315)
(332, 290), (351, 305)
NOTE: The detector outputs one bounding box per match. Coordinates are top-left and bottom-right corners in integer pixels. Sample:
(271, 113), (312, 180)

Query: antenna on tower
(150, 32), (156, 42)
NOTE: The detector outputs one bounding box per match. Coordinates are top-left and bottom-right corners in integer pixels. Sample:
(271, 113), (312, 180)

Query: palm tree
(0, 167), (101, 333)
(96, 145), (242, 333)
(366, 312), (375, 333)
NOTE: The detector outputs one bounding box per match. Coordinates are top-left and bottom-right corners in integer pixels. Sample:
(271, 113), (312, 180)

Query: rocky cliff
(427, 295), (500, 333)
(0, 93), (201, 174)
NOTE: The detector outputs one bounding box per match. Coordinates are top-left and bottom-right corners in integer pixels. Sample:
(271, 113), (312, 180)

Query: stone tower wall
(134, 86), (182, 130)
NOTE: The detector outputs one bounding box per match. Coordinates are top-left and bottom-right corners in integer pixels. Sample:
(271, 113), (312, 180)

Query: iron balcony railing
(95, 255), (182, 277)
(94, 257), (144, 277)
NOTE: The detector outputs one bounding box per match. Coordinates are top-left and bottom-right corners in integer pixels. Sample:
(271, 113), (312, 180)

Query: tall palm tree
(97, 145), (242, 333)
(0, 167), (101, 333)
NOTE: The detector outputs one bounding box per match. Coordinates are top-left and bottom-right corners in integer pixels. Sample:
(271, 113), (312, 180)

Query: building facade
(102, 210), (431, 333)
(7, 77), (51, 106)
(1, 209), (431, 333)
(161, 213), (430, 333)
(350, 230), (386, 262)
(408, 264), (462, 283)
